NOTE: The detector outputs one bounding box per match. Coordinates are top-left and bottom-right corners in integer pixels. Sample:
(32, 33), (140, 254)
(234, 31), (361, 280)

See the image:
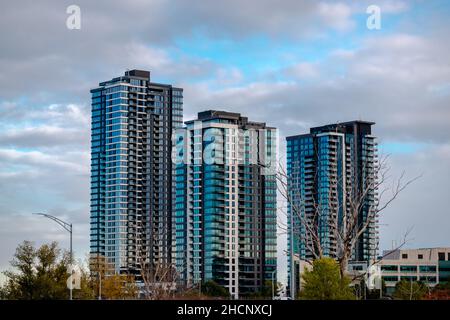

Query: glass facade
(286, 121), (379, 295)
(90, 70), (182, 275)
(174, 111), (277, 298)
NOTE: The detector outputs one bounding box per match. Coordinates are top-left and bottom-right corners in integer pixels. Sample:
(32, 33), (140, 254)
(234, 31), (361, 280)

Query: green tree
(201, 280), (229, 298)
(393, 279), (427, 300)
(4, 240), (37, 299)
(299, 257), (356, 300)
(0, 241), (94, 300)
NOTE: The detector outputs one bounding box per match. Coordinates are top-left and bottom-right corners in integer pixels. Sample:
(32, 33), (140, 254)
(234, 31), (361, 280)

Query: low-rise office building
(291, 248), (450, 296)
(379, 248), (450, 294)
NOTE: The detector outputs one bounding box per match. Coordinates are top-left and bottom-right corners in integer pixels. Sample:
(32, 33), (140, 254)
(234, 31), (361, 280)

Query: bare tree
(137, 255), (179, 300)
(274, 152), (419, 281)
(333, 155), (419, 278)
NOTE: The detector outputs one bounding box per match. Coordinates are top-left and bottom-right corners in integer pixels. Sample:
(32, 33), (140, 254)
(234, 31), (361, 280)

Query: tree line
(0, 241), (280, 300)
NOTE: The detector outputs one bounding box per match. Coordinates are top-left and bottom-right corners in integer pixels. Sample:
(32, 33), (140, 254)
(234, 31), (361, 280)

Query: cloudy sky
(1, 0), (449, 283)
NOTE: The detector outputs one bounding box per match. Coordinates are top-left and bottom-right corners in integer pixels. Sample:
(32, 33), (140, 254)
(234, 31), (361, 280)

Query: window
(401, 276), (417, 281)
(419, 276), (436, 283)
(382, 276), (398, 282)
(419, 265), (436, 273)
(438, 252), (445, 261)
(402, 253), (408, 259)
(400, 265), (417, 272)
(418, 254), (423, 260)
(381, 265), (398, 272)
(448, 253), (450, 261)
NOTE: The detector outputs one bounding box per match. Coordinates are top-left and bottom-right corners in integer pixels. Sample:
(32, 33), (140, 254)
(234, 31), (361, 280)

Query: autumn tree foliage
(101, 274), (138, 300)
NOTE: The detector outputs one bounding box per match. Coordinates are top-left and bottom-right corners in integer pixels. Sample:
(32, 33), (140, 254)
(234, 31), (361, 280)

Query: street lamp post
(98, 272), (102, 300)
(289, 210), (296, 299)
(271, 270), (277, 300)
(33, 213), (73, 300)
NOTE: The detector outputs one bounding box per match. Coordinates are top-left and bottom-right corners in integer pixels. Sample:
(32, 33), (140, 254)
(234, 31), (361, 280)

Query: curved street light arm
(33, 213), (72, 233)
(32, 212), (74, 300)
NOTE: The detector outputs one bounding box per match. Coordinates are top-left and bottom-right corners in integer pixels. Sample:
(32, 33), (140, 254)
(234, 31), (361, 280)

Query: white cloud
(349, 0), (410, 14)
(0, 0), (449, 281)
(0, 126), (85, 148)
(375, 0), (410, 14)
(318, 2), (355, 32)
(214, 67), (244, 86)
(380, 144), (450, 250)
(0, 148), (87, 173)
(284, 62), (320, 80)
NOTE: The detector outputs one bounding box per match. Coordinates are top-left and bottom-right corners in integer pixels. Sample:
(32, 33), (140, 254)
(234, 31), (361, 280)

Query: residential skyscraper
(286, 121), (379, 295)
(90, 70), (183, 276)
(173, 110), (277, 298)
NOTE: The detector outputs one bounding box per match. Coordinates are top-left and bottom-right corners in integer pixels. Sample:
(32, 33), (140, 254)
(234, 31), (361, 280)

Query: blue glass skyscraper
(173, 110), (277, 298)
(90, 70), (183, 276)
(286, 121), (379, 295)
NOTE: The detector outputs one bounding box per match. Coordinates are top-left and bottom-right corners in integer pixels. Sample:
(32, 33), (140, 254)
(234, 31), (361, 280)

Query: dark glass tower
(90, 70), (183, 276)
(286, 121), (379, 295)
(173, 111), (277, 298)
